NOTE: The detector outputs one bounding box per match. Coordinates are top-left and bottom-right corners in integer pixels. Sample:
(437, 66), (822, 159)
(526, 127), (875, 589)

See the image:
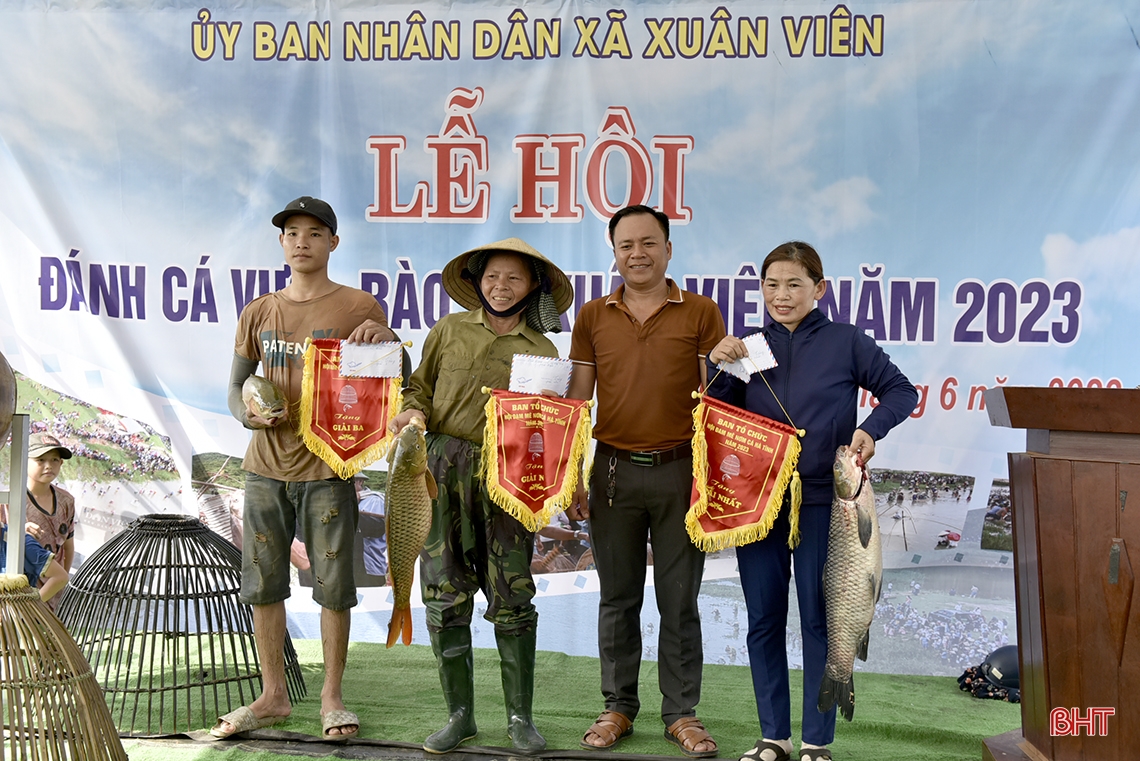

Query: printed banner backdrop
(1, 0), (1134, 674)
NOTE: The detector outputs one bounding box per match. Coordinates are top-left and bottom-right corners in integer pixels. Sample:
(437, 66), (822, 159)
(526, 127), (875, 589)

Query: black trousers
(588, 453), (705, 725)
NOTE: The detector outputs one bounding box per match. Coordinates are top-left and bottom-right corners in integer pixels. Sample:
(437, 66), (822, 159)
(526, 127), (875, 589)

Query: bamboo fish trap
(56, 514), (306, 735)
(0, 573), (126, 760)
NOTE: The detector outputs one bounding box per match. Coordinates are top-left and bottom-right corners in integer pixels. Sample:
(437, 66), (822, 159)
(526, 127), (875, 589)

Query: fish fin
(857, 502), (874, 549)
(872, 572), (883, 605)
(425, 468), (439, 500)
(387, 605), (411, 648)
(817, 674), (855, 722)
(402, 606), (413, 645)
(856, 628), (870, 662)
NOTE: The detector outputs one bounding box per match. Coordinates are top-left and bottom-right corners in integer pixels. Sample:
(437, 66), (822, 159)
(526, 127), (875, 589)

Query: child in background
(13, 433), (76, 609)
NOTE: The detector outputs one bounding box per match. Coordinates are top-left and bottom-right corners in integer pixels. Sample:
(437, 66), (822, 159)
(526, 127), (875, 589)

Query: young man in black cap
(214, 196), (395, 740)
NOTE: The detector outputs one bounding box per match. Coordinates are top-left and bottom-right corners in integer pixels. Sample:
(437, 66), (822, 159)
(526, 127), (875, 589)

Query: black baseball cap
(272, 196), (337, 235)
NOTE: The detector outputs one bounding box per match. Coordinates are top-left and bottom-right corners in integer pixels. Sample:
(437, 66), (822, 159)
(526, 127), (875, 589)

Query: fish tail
(818, 674), (855, 722)
(386, 604), (412, 648)
(401, 605), (413, 645)
(856, 629), (870, 662)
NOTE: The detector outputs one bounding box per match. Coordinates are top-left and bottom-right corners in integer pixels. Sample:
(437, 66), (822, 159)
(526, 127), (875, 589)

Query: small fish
(385, 417), (437, 647)
(818, 445), (883, 722)
(241, 375), (288, 423)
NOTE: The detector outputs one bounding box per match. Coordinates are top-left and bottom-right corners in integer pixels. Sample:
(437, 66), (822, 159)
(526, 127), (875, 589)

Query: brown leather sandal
(664, 716), (718, 758)
(580, 710), (634, 750)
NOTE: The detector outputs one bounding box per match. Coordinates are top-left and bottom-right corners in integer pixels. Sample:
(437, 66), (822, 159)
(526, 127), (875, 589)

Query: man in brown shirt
(568, 205), (726, 757)
(215, 196), (395, 741)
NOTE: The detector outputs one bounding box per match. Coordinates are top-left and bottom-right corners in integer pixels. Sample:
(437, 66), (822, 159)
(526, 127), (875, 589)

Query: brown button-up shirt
(570, 280), (726, 451)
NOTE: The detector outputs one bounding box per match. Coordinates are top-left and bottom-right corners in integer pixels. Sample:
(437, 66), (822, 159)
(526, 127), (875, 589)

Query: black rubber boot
(423, 627), (478, 753)
(496, 627), (546, 753)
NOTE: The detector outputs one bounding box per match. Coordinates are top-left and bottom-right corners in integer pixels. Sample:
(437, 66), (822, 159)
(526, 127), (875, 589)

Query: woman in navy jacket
(706, 242), (917, 761)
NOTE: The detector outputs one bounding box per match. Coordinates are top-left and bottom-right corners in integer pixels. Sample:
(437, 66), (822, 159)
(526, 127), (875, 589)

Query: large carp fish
(241, 374), (288, 423)
(818, 445), (883, 721)
(385, 417), (437, 647)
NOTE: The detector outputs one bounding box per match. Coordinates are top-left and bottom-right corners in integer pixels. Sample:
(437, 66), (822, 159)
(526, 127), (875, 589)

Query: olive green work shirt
(402, 309), (559, 445)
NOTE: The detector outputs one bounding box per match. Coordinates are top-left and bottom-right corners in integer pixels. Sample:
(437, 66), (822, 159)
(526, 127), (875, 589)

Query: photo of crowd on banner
(981, 480), (1013, 551)
(874, 597), (1012, 672)
(532, 510), (594, 573)
(868, 469), (976, 556)
(2, 376), (182, 571)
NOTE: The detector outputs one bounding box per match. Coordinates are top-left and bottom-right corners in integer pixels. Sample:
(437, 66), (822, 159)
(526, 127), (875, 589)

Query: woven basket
(0, 573), (126, 759)
(57, 514), (306, 735)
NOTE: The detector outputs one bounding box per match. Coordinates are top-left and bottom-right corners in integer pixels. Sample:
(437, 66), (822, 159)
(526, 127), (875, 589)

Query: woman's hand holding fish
(346, 319), (397, 344)
(849, 429), (875, 466)
(708, 335), (747, 365)
(388, 408), (426, 434)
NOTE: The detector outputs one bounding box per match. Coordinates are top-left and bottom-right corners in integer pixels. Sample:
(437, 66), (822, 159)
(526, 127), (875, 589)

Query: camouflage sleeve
(227, 353), (260, 427)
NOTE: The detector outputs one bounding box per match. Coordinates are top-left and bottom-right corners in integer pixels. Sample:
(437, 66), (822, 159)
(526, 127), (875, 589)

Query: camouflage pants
(420, 432), (537, 634)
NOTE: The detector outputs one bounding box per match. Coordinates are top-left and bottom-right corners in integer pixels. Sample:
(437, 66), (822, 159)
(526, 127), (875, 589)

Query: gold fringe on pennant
(689, 399), (711, 525)
(787, 468), (803, 548)
(300, 342), (402, 479)
(685, 399), (802, 551)
(481, 391), (594, 532)
(480, 391), (500, 486)
(784, 425), (806, 548)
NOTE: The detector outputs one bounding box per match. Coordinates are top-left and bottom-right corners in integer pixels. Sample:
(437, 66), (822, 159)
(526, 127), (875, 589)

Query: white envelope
(720, 332), (778, 382)
(509, 354), (572, 396)
(340, 341), (403, 379)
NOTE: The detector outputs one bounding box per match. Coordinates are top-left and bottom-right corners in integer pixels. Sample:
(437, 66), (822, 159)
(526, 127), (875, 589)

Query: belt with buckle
(595, 441), (692, 467)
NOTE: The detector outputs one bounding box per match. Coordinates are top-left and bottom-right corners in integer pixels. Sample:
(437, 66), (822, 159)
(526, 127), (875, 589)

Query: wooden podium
(984, 387), (1138, 761)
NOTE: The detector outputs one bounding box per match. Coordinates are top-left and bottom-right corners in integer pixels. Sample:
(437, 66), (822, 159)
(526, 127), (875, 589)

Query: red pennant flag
(481, 389), (593, 531)
(687, 395), (802, 550)
(300, 338), (401, 478)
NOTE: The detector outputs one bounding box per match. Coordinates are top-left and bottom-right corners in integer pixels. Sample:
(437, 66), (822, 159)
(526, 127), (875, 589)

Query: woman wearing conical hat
(387, 238), (572, 754)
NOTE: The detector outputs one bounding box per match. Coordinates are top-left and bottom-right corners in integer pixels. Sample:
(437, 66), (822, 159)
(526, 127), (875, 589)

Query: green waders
(424, 627), (478, 753)
(497, 627), (546, 752)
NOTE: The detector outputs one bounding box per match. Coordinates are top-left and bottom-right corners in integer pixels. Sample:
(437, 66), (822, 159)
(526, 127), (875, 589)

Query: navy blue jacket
(706, 309), (918, 506)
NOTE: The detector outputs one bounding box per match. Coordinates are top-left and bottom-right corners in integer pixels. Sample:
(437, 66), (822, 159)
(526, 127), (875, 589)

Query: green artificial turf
(120, 639), (1019, 761)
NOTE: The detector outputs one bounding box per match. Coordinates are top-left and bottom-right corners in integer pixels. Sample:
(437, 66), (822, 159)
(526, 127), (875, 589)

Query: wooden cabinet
(984, 388), (1139, 761)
